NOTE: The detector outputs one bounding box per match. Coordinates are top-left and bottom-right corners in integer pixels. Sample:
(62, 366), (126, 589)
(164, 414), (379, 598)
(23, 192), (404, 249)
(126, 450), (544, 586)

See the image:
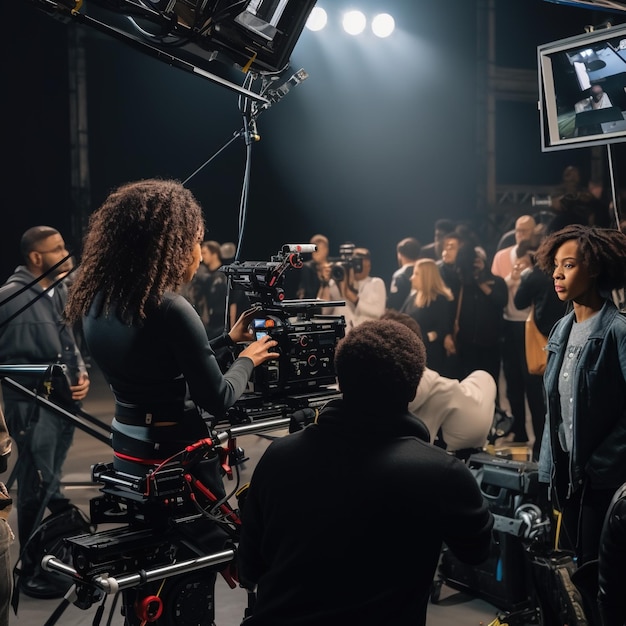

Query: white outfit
(330, 276), (386, 330)
(409, 368), (497, 452)
(575, 92), (612, 113)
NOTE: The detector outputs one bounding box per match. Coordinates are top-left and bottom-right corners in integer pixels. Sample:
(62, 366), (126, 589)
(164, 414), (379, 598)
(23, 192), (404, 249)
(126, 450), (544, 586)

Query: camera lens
(331, 264), (345, 282)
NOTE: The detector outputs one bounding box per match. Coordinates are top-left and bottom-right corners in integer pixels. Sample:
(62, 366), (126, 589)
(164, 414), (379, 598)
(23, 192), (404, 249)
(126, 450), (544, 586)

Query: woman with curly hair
(65, 178), (279, 476)
(534, 224), (626, 566)
(400, 258), (454, 374)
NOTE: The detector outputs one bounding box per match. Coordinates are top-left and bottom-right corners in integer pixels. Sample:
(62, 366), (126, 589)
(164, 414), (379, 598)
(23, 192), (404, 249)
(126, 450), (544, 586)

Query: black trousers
(553, 446), (614, 565)
(501, 320), (546, 451)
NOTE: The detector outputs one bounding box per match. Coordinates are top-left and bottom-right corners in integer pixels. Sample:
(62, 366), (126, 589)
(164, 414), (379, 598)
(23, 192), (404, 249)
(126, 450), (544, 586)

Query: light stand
(182, 67), (308, 263)
(606, 143), (623, 229)
(0, 366), (112, 447)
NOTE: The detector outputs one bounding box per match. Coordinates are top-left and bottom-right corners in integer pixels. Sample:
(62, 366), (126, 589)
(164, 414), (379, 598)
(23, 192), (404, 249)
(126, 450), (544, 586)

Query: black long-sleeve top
(456, 277), (508, 347)
(401, 294), (454, 373)
(82, 292), (253, 431)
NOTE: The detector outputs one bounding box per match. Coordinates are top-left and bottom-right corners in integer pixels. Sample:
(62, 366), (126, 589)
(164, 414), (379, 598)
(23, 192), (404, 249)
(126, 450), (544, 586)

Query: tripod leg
(42, 584), (76, 626)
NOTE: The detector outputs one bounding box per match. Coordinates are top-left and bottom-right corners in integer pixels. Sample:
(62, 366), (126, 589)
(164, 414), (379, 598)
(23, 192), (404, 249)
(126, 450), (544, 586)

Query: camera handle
(42, 547), (236, 597)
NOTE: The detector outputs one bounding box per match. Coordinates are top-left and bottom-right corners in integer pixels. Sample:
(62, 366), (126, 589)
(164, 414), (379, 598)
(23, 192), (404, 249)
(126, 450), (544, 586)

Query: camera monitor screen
(538, 23), (626, 151)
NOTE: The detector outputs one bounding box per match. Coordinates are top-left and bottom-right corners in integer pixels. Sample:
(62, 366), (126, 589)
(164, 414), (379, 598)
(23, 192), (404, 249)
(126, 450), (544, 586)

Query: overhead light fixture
(201, 0), (319, 73)
(306, 6), (328, 32)
(30, 0), (318, 77)
(342, 10), (366, 36)
(371, 13), (395, 38)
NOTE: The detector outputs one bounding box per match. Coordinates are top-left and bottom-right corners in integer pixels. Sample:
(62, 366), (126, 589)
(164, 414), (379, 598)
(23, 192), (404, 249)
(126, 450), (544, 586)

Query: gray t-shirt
(557, 312), (600, 452)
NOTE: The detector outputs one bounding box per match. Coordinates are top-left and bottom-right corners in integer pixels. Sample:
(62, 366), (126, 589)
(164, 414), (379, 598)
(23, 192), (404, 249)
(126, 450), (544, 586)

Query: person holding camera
(63, 179), (281, 625)
(329, 247), (386, 330)
(237, 318), (494, 626)
(0, 225), (90, 597)
(65, 179), (280, 472)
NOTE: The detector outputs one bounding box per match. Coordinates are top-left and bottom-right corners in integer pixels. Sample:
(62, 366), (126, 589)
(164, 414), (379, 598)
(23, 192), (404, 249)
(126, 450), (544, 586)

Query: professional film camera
(328, 242), (363, 282)
(221, 244), (346, 423)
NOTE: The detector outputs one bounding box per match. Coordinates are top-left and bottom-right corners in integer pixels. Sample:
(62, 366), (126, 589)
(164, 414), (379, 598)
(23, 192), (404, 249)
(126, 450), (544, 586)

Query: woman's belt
(111, 421), (187, 461)
(111, 412), (210, 461)
(114, 403), (196, 426)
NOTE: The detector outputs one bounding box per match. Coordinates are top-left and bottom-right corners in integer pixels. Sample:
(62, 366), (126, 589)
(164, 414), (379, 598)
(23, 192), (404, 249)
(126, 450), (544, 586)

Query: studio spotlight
(342, 10), (366, 36)
(199, 0), (320, 73)
(306, 6), (328, 31)
(371, 13), (395, 38)
(36, 0), (319, 76)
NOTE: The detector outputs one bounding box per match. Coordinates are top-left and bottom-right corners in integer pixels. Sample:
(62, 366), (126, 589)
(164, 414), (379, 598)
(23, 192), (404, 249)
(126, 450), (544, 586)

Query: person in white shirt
(382, 311), (496, 453)
(330, 248), (386, 330)
(575, 84), (613, 113)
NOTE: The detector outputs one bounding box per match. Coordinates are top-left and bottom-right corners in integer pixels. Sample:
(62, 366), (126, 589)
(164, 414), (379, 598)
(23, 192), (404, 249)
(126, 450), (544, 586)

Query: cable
(0, 253), (75, 315)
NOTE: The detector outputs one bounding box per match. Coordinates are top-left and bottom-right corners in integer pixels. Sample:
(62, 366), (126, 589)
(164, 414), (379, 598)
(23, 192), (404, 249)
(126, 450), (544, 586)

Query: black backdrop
(2, 0), (625, 288)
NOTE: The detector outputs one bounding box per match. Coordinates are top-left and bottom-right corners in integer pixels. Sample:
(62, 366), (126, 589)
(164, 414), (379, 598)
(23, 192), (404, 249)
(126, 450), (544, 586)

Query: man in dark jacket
(237, 319), (494, 626)
(387, 236), (421, 311)
(0, 226), (90, 597)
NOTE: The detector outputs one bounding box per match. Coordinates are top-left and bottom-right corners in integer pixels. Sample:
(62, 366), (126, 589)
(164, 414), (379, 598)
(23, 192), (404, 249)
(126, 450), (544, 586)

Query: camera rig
(221, 244), (346, 422)
(328, 242), (363, 282)
(42, 411), (317, 625)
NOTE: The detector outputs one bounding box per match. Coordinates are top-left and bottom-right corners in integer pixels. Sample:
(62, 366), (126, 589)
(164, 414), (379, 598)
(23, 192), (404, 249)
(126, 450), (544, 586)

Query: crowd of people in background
(1, 166), (626, 626)
(171, 166), (625, 461)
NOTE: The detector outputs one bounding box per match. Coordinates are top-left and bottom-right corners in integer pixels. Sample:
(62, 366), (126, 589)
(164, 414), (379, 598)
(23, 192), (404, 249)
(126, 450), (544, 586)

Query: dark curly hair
(334, 319), (426, 412)
(534, 224), (626, 293)
(65, 179), (204, 324)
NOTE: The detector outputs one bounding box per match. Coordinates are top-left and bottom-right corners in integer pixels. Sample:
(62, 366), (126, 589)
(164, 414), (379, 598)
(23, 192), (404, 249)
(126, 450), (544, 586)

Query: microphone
(282, 244), (317, 254)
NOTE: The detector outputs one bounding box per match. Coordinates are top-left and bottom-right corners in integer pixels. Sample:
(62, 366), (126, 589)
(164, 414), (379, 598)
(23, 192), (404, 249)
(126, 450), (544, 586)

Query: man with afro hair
(237, 319), (494, 626)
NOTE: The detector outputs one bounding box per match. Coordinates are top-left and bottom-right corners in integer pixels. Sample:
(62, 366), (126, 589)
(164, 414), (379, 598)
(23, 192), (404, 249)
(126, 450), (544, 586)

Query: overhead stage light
(342, 10), (366, 36)
(33, 0), (319, 76)
(306, 6), (328, 31)
(371, 13), (395, 38)
(202, 0), (319, 73)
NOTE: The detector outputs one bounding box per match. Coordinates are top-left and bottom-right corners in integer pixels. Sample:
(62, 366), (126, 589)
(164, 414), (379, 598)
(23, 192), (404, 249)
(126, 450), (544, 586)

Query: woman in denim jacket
(534, 224), (626, 565)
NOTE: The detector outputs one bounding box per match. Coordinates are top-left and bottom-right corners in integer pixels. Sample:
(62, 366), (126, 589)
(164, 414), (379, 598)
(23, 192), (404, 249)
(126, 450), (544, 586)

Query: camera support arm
(42, 546), (236, 595)
(0, 373), (112, 445)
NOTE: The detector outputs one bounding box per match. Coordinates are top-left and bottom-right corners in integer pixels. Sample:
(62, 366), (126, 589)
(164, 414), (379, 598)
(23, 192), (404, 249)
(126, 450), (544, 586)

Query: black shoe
(20, 573), (68, 599)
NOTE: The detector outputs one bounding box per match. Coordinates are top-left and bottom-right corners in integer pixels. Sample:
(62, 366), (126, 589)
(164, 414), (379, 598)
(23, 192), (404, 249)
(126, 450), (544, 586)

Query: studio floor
(4, 364), (507, 625)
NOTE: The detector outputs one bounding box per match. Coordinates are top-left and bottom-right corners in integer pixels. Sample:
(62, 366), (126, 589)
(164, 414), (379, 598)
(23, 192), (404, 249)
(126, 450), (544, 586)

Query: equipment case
(434, 452), (540, 612)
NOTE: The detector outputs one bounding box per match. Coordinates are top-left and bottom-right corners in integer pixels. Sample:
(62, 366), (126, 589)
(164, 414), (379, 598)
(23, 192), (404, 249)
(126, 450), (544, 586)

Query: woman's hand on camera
(239, 334), (280, 367)
(228, 307), (261, 344)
